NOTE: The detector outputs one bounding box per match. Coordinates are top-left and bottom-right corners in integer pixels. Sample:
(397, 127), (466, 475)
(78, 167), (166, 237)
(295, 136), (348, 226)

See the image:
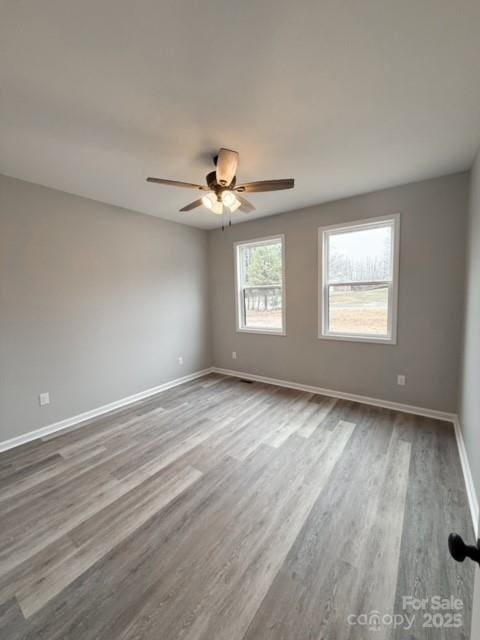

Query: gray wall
(0, 170), (470, 445)
(459, 149), (480, 500)
(0, 174), (211, 442)
(209, 173), (468, 413)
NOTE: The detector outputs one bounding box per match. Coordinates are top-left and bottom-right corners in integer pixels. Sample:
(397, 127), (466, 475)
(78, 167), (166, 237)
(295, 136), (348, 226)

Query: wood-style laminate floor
(0, 374), (474, 639)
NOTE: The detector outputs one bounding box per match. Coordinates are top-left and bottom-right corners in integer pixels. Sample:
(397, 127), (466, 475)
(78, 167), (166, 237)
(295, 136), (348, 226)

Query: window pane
(238, 238), (283, 331)
(328, 224), (392, 283)
(240, 241), (282, 287)
(328, 284), (389, 336)
(244, 286), (283, 329)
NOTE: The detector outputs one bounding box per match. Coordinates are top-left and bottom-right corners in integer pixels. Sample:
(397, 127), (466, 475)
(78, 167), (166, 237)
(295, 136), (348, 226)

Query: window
(235, 235), (285, 335)
(319, 215), (400, 343)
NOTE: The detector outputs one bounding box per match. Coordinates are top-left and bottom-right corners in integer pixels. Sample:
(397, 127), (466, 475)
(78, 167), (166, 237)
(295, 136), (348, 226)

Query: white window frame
(234, 234), (286, 336)
(318, 214), (400, 344)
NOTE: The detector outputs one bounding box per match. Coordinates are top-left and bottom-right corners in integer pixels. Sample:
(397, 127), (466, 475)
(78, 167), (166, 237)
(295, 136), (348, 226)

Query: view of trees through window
(238, 239), (283, 331)
(236, 223), (395, 337)
(328, 225), (392, 283)
(326, 224), (393, 336)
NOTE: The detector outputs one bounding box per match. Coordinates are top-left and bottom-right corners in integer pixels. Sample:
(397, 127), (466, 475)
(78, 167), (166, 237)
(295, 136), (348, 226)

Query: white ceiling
(1, 1), (480, 230)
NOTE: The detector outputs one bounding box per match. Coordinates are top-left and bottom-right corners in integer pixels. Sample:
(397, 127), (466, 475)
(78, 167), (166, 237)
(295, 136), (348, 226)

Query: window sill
(236, 327), (286, 336)
(318, 332), (397, 345)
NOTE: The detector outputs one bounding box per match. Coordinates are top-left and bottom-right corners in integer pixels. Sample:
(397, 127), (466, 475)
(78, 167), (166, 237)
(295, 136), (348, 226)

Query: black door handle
(448, 533), (480, 566)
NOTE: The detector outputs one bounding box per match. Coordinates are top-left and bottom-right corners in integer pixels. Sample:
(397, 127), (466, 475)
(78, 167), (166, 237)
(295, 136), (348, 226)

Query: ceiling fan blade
(238, 196), (256, 213)
(216, 148), (239, 186)
(179, 198), (203, 212)
(146, 177), (207, 190)
(235, 178), (294, 193)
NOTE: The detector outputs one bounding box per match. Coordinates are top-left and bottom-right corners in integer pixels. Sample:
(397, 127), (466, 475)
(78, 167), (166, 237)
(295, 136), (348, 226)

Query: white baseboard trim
(214, 366), (480, 536)
(453, 417), (479, 538)
(213, 367), (456, 422)
(0, 367), (214, 453)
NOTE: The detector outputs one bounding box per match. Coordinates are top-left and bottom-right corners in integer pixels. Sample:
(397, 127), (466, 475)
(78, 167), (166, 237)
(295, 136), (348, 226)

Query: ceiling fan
(146, 148), (294, 216)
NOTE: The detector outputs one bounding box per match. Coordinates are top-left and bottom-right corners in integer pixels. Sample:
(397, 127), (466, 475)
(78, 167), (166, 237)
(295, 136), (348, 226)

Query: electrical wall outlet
(178, 356), (184, 365)
(397, 375), (406, 386)
(39, 392), (50, 406)
(232, 351), (237, 360)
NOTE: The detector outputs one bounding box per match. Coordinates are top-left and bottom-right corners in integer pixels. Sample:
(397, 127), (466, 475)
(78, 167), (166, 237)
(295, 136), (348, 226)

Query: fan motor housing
(206, 171), (236, 195)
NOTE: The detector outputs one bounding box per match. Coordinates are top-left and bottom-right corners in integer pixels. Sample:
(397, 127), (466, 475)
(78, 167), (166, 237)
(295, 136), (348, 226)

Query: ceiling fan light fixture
(221, 190), (237, 208)
(146, 148), (294, 217)
(202, 191), (224, 214)
(201, 191), (216, 210)
(222, 189), (241, 212)
(228, 198), (241, 213)
(212, 200), (224, 215)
